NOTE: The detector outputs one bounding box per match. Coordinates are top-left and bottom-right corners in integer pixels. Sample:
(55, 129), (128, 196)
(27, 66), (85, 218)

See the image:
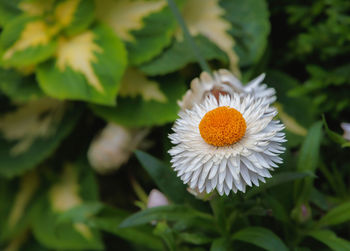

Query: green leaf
(54, 0), (95, 36)
(37, 24), (127, 106)
(140, 35), (228, 76)
(245, 171), (312, 199)
(265, 71), (315, 146)
(119, 205), (214, 230)
(309, 230), (350, 251)
(0, 0), (21, 27)
(0, 15), (57, 67)
(322, 114), (347, 145)
(220, 0), (270, 67)
(32, 164), (104, 250)
(96, 0), (176, 65)
(0, 99), (80, 178)
(318, 201), (350, 227)
(0, 68), (44, 103)
(294, 121), (323, 202)
(91, 206), (164, 251)
(232, 227), (288, 251)
(0, 171), (39, 242)
(153, 222), (176, 251)
(210, 237), (229, 251)
(91, 76), (186, 127)
(135, 150), (205, 208)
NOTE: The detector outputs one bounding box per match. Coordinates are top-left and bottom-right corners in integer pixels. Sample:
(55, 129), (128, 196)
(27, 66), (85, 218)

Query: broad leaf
(135, 150), (193, 205)
(0, 15), (57, 67)
(0, 0), (21, 27)
(32, 164), (104, 250)
(232, 227), (288, 251)
(177, 0), (239, 74)
(318, 201), (350, 227)
(309, 230), (350, 251)
(0, 98), (80, 177)
(37, 24), (127, 106)
(54, 0), (95, 36)
(91, 206), (164, 250)
(119, 205), (215, 231)
(220, 0), (270, 67)
(96, 0), (176, 65)
(140, 35), (228, 76)
(0, 68), (44, 103)
(91, 75), (186, 127)
(0, 171), (39, 242)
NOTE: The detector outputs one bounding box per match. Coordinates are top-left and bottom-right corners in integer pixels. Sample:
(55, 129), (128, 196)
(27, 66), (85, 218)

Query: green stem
(166, 0), (212, 74)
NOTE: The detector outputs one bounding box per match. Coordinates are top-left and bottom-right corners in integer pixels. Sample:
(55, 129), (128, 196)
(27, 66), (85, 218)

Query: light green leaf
(140, 35), (228, 76)
(0, 68), (44, 103)
(0, 15), (57, 67)
(119, 205), (215, 230)
(54, 0), (95, 35)
(232, 227), (288, 251)
(91, 76), (186, 126)
(220, 0), (270, 67)
(32, 164), (104, 250)
(96, 0), (176, 65)
(318, 201), (350, 227)
(37, 24), (127, 106)
(0, 99), (80, 177)
(309, 230), (350, 251)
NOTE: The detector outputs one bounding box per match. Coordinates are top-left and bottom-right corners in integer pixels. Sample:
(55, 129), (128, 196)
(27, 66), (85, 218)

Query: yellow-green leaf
(37, 24), (127, 106)
(96, 0), (166, 42)
(0, 16), (57, 67)
(119, 68), (167, 102)
(178, 0), (239, 75)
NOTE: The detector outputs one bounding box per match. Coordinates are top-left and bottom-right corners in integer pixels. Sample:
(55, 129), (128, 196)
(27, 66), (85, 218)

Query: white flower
(169, 94), (286, 195)
(179, 69), (276, 110)
(88, 123), (148, 174)
(341, 123), (350, 141)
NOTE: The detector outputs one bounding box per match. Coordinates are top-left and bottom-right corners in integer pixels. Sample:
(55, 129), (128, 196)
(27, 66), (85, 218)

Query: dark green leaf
(309, 230), (350, 251)
(318, 201), (350, 227)
(232, 227), (288, 251)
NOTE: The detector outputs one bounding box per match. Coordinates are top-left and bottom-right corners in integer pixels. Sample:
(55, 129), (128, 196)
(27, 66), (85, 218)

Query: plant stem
(166, 0), (212, 75)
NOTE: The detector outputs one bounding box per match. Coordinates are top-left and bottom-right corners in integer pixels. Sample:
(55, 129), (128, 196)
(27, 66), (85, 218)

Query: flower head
(179, 69), (276, 110)
(169, 94), (286, 195)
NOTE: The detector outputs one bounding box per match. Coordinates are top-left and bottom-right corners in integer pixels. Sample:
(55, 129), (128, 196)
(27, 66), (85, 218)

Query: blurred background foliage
(0, 0), (349, 250)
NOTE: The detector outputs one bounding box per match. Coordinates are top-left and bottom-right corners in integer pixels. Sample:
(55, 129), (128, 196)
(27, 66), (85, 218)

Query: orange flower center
(199, 106), (246, 147)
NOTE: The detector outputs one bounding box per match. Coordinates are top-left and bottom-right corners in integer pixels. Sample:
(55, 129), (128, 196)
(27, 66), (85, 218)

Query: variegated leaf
(91, 76), (186, 127)
(178, 0), (240, 75)
(96, 0), (176, 65)
(0, 15), (57, 67)
(32, 164), (103, 250)
(54, 0), (95, 35)
(119, 68), (167, 102)
(0, 98), (80, 177)
(37, 24), (127, 106)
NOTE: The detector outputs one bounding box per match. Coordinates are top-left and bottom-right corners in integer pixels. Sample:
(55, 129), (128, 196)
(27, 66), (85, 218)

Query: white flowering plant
(0, 0), (349, 250)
